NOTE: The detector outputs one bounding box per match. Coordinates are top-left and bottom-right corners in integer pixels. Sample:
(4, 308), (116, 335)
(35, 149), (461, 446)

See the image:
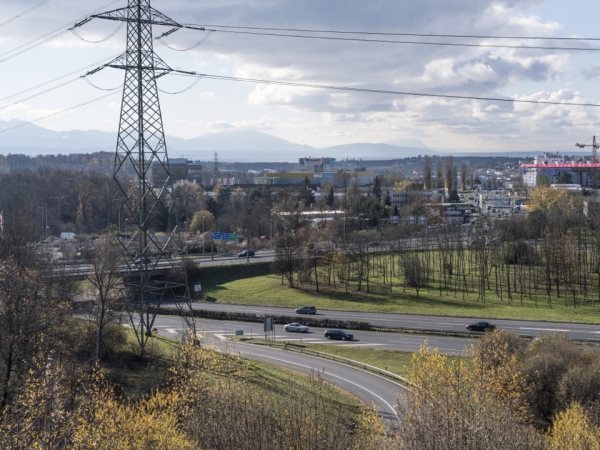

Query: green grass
(295, 343), (414, 378)
(250, 341), (467, 380)
(114, 328), (360, 411)
(206, 274), (600, 324)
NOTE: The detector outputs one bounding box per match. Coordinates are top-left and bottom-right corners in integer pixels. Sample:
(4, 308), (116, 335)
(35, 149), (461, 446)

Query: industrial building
(254, 156), (373, 187)
(521, 154), (600, 188)
(151, 158), (203, 188)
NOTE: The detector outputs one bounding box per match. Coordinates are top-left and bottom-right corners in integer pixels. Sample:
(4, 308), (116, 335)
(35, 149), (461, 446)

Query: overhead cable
(187, 24), (600, 42)
(175, 25), (600, 53)
(171, 71), (600, 108)
(0, 0), (51, 28)
(0, 0), (120, 64)
(0, 91), (119, 134)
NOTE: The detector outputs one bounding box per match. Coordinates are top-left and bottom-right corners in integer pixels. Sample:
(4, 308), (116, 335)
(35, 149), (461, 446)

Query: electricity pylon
(72, 1), (190, 354)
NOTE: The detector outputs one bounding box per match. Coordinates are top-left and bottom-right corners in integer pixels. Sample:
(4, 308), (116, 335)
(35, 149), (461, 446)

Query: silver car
(284, 322), (309, 333)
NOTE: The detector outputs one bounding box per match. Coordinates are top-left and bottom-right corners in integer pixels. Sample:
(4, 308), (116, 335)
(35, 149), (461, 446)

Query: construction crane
(576, 136), (599, 163)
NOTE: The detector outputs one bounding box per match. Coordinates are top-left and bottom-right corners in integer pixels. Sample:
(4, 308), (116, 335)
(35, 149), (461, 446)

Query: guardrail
(251, 340), (414, 390)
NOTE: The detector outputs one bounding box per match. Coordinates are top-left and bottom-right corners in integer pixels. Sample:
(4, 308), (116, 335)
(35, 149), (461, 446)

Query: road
(148, 314), (408, 423)
(151, 315), (473, 355)
(61, 250), (275, 277)
(185, 302), (600, 342)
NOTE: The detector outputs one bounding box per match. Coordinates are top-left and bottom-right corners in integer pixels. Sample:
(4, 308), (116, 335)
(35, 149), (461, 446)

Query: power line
(172, 71), (600, 108)
(0, 91), (119, 135)
(175, 25), (600, 53)
(157, 30), (213, 52)
(0, 0), (51, 28)
(0, 53), (120, 103)
(187, 24), (600, 42)
(0, 77), (79, 113)
(0, 0), (120, 64)
(70, 21), (125, 44)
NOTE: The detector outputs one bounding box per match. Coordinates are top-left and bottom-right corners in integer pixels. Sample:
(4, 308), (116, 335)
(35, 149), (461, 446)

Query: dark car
(295, 306), (317, 315)
(466, 321), (496, 332)
(237, 250), (255, 257)
(324, 329), (353, 341)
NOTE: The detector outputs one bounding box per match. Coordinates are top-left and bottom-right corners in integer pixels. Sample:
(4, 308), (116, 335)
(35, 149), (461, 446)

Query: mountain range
(0, 120), (582, 162)
(0, 120), (440, 162)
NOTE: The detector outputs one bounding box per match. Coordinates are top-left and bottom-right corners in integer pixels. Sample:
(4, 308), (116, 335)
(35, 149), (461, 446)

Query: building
(254, 156), (373, 187)
(299, 157), (336, 172)
(521, 154), (600, 188)
(151, 159), (203, 188)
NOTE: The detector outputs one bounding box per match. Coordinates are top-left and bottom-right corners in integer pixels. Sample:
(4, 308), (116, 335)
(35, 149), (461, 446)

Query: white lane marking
(166, 328), (179, 335)
(343, 343), (387, 347)
(436, 322), (462, 326)
(519, 327), (570, 332)
(242, 350), (399, 421)
(592, 331), (600, 334)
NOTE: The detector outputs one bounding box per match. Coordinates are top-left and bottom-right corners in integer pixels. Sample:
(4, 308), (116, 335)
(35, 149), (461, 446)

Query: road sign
(264, 316), (273, 333)
(212, 232), (239, 241)
(194, 283), (202, 293)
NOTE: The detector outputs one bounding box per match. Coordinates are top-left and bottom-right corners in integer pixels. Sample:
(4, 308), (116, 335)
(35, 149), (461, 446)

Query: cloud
(206, 117), (278, 132)
(0, 0), (593, 151)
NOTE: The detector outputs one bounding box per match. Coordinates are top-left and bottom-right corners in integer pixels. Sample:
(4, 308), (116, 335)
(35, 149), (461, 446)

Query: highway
(184, 302), (600, 342)
(148, 314), (410, 423)
(60, 250), (275, 277)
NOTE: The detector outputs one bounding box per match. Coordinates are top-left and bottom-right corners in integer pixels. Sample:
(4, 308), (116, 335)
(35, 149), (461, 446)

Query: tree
(303, 176), (315, 208)
(170, 181), (204, 226)
(460, 162), (468, 191)
(87, 235), (124, 361)
(423, 155), (432, 190)
(274, 234), (302, 288)
(325, 185), (335, 208)
(548, 403), (600, 450)
(0, 216), (73, 412)
(435, 157), (443, 189)
(372, 176), (382, 202)
(189, 210), (215, 233)
(397, 341), (543, 449)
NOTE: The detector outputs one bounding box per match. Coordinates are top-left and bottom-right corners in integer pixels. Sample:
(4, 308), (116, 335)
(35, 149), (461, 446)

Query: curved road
(150, 314), (406, 423)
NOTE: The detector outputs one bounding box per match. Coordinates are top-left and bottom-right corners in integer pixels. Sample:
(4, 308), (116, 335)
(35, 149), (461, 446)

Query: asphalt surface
(151, 315), (474, 355)
(186, 302), (600, 342)
(146, 314), (407, 423)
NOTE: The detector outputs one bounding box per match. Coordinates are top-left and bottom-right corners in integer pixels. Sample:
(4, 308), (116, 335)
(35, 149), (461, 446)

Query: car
(466, 321), (496, 332)
(295, 306), (317, 315)
(324, 329), (353, 341)
(133, 255), (151, 266)
(237, 250), (255, 257)
(284, 323), (309, 333)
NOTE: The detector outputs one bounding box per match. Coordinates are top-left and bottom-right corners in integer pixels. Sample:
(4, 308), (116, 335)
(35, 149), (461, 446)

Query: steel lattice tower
(74, 1), (190, 352)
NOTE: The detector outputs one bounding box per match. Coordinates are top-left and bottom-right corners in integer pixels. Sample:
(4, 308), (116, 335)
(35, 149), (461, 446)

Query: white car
(284, 322), (309, 333)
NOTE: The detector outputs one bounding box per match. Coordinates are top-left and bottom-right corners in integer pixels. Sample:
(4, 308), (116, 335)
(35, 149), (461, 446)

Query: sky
(0, 0), (600, 155)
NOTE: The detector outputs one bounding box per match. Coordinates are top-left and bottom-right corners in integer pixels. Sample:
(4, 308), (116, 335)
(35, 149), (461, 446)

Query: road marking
(165, 328), (179, 335)
(242, 349), (400, 421)
(344, 343), (387, 347)
(519, 327), (570, 332)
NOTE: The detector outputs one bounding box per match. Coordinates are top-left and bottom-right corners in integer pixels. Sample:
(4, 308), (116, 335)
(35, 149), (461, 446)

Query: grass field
(116, 328), (361, 412)
(204, 274), (600, 324)
(292, 343), (415, 378)
(249, 341), (468, 379)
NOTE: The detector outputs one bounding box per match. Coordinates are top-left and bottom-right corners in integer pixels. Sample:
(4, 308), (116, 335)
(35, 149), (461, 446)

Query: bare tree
(87, 235), (124, 361)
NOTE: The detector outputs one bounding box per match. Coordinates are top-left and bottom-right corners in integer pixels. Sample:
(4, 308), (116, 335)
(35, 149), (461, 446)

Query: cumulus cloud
(0, 0), (594, 150)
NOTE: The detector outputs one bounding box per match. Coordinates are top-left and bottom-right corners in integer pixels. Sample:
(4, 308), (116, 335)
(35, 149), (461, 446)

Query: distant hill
(172, 129), (314, 161)
(0, 120), (590, 162)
